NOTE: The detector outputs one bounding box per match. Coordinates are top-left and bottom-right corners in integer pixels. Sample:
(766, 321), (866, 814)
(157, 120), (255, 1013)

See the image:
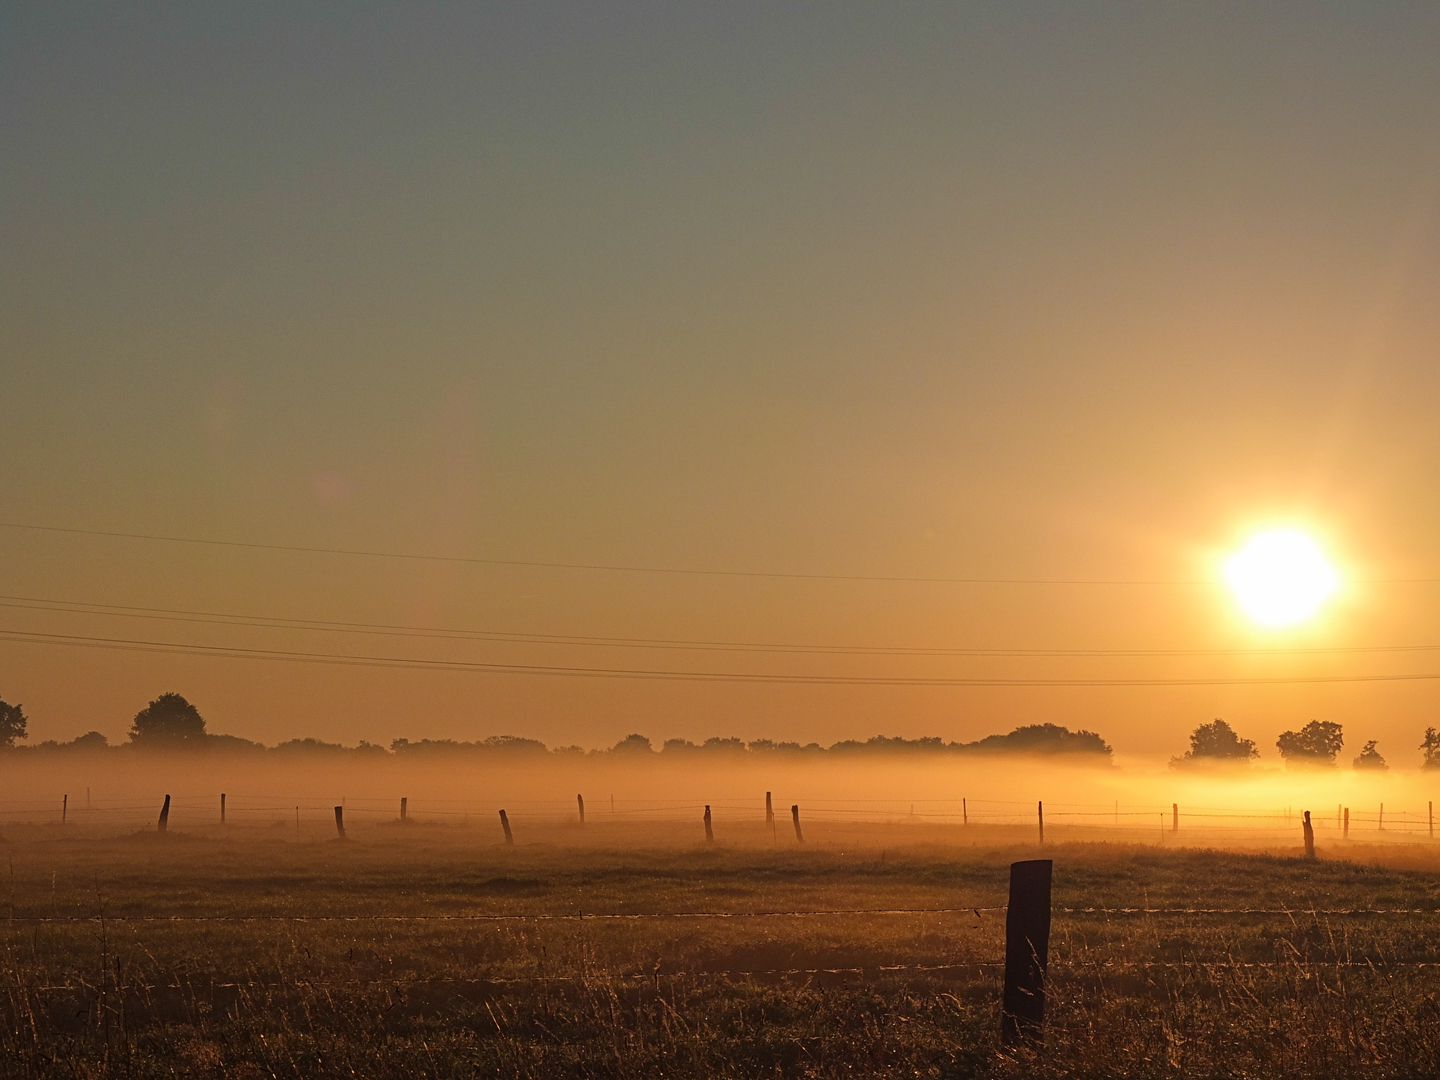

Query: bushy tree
(1353, 740), (1388, 771)
(1276, 720), (1343, 767)
(964, 723), (1112, 757)
(1174, 719), (1258, 765)
(128, 693), (207, 746)
(0, 697), (27, 748)
(610, 734), (654, 754)
(1421, 728), (1440, 770)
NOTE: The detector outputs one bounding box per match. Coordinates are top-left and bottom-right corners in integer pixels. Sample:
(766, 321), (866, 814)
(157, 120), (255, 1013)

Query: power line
(5, 593), (1437, 658)
(3, 627), (1438, 686)
(0, 520), (1249, 585)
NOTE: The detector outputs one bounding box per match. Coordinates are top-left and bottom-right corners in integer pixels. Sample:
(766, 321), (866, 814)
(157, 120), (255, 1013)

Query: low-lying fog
(3, 750), (1433, 845)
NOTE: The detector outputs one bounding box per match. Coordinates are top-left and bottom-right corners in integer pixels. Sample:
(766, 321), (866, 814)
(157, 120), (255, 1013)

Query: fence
(0, 792), (1435, 845)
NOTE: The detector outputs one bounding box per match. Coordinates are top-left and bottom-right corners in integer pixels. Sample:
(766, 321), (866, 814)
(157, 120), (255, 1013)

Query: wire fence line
(8, 906), (1440, 925)
(18, 958), (1440, 996)
(1, 793), (1433, 834)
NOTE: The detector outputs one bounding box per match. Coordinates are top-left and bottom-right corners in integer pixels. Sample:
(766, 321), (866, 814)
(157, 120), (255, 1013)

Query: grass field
(7, 820), (1440, 1078)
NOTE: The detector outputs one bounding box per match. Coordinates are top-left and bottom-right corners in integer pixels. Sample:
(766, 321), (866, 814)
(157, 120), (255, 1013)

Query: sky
(3, 3), (1440, 758)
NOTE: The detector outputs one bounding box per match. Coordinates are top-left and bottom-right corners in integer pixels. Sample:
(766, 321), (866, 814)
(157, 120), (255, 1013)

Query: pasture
(6, 819), (1440, 1078)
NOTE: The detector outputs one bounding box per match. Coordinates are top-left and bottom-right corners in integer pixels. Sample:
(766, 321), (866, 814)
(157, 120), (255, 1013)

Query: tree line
(4, 690), (1433, 768)
(0, 692), (1111, 759)
(1172, 717), (1440, 770)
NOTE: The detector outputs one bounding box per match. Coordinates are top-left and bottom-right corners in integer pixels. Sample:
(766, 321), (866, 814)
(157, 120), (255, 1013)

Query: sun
(1223, 529), (1338, 626)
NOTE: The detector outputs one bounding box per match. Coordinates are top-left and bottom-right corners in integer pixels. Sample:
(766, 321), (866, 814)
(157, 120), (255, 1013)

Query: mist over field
(5, 745), (1432, 848)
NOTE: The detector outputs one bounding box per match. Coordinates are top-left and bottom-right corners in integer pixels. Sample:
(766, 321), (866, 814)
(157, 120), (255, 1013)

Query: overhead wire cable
(7, 519), (1434, 584)
(2, 593), (1437, 658)
(3, 627), (1440, 685)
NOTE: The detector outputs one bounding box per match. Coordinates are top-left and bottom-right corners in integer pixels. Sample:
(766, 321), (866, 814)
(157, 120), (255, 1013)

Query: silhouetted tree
(1421, 728), (1440, 770)
(128, 693), (207, 746)
(1276, 720), (1343, 767)
(1353, 740), (1388, 771)
(610, 734), (654, 754)
(1174, 719), (1258, 766)
(963, 723), (1112, 757)
(0, 697), (28, 748)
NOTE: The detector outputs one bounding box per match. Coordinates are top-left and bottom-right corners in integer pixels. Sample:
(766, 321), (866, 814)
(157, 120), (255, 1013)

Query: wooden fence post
(1001, 858), (1053, 1047)
(334, 806), (346, 840)
(158, 794), (171, 834)
(765, 792), (774, 838)
(1037, 801), (1044, 845)
(400, 797), (408, 823)
(499, 809), (514, 845)
(791, 804), (804, 843)
(1343, 806), (1349, 840)
(1302, 810), (1315, 859)
(704, 805), (714, 842)
(62, 794), (67, 824)
(577, 794), (585, 826)
(963, 797), (968, 826)
(1172, 803), (1178, 834)
(221, 793), (226, 825)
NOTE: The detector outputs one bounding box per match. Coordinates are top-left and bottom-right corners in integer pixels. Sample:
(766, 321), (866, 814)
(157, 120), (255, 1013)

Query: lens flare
(1223, 529), (1338, 626)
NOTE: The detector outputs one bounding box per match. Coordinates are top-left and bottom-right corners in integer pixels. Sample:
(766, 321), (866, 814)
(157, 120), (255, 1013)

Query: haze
(4, 4), (1440, 758)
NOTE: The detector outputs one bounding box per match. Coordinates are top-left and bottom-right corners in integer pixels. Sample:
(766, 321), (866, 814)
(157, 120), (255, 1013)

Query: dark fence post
(499, 809), (514, 845)
(158, 794), (171, 834)
(1172, 803), (1178, 834)
(1343, 806), (1349, 840)
(1037, 801), (1044, 845)
(1001, 858), (1053, 1048)
(334, 806), (346, 840)
(963, 797), (967, 826)
(62, 794), (67, 824)
(1302, 810), (1315, 859)
(221, 793), (226, 825)
(791, 804), (804, 843)
(765, 792), (774, 838)
(577, 794), (585, 826)
(400, 797), (408, 823)
(704, 805), (714, 842)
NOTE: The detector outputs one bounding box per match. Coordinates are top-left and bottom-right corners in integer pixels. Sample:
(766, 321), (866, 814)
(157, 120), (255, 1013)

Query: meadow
(7, 817), (1440, 1079)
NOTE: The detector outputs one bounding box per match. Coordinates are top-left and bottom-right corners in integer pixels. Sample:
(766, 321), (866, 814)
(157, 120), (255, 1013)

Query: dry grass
(5, 820), (1440, 1077)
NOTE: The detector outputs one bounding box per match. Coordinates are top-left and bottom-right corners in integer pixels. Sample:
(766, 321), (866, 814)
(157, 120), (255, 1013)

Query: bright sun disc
(1224, 529), (1338, 626)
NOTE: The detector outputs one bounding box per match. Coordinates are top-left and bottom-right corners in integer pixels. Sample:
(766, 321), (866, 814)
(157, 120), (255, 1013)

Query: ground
(6, 819), (1440, 1078)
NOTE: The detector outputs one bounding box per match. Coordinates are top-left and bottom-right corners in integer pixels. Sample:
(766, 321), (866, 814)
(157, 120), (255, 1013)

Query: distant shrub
(0, 697), (27, 748)
(129, 693), (207, 747)
(1421, 727), (1440, 770)
(1172, 719), (1258, 768)
(1276, 720), (1344, 767)
(609, 734), (655, 755)
(1353, 740), (1389, 771)
(960, 723), (1112, 757)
